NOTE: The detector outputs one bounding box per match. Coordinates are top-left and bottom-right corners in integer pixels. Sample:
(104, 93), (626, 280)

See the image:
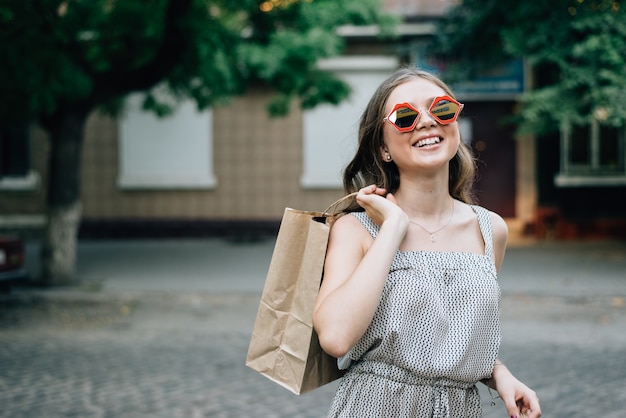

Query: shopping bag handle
(323, 192), (359, 216)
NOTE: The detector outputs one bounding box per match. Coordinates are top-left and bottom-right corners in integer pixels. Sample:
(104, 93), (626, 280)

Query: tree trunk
(41, 108), (89, 285)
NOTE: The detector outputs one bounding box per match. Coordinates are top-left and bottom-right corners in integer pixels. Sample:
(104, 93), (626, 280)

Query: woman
(313, 67), (541, 418)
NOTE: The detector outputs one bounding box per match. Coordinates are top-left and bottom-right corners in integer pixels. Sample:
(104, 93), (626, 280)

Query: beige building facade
(1, 0), (542, 240)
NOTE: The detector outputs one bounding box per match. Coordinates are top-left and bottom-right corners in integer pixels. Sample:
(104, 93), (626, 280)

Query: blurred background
(0, 0), (625, 417)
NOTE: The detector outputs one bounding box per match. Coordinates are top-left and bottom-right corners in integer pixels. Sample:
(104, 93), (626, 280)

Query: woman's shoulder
(481, 207), (508, 243)
(466, 203), (507, 228)
(463, 202), (508, 247)
(332, 211), (368, 231)
(466, 204), (508, 268)
(331, 211), (373, 239)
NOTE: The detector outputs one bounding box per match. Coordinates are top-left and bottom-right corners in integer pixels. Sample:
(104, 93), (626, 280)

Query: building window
(301, 56), (399, 188)
(118, 94), (217, 190)
(0, 125), (39, 190)
(555, 120), (626, 186)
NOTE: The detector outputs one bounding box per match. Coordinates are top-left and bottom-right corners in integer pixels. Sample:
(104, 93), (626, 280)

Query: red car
(0, 236), (28, 292)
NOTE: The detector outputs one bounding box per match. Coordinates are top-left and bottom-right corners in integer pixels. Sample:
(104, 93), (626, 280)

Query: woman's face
(380, 77), (461, 172)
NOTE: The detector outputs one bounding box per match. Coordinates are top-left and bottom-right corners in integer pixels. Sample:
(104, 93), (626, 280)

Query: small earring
(386, 155), (392, 161)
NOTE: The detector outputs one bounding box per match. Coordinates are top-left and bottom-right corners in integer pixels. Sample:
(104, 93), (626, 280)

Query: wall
(80, 87), (343, 225)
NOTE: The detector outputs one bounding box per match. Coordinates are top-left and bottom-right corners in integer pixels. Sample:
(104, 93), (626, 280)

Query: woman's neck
(393, 176), (452, 220)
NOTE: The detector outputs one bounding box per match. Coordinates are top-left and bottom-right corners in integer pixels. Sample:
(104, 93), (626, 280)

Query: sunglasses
(383, 96), (464, 132)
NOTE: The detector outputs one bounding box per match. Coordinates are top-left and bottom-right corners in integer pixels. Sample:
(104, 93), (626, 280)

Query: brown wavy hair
(343, 67), (477, 206)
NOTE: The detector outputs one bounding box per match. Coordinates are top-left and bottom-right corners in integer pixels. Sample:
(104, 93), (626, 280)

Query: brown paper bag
(245, 194), (356, 395)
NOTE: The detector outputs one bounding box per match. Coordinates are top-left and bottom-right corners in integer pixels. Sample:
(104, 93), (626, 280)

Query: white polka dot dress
(326, 206), (501, 418)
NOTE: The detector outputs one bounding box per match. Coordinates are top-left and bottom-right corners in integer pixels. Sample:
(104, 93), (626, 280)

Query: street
(1, 239), (625, 417)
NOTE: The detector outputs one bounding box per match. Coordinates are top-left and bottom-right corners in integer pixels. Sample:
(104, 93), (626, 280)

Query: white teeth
(415, 137), (441, 147)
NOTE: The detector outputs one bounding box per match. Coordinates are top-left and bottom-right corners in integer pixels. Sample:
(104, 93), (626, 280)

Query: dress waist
(348, 360), (478, 418)
(349, 360), (476, 390)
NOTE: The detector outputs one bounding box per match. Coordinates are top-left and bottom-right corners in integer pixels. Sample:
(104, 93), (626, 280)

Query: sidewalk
(6, 238), (626, 418)
(24, 238), (626, 297)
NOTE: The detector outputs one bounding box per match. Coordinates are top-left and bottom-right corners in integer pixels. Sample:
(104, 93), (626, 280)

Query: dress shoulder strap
(470, 205), (495, 263)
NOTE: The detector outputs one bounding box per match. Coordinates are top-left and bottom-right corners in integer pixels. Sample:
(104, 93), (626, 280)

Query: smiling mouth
(414, 137), (442, 148)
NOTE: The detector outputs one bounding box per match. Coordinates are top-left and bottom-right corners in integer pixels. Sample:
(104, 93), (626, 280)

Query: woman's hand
(492, 362), (542, 418)
(356, 185), (407, 228)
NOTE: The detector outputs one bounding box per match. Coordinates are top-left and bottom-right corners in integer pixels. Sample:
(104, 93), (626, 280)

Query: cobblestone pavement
(2, 291), (625, 418)
(1, 240), (626, 418)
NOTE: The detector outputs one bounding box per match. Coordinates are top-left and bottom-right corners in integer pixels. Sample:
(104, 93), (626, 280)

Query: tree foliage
(428, 0), (626, 134)
(0, 0), (396, 124)
(0, 0), (395, 284)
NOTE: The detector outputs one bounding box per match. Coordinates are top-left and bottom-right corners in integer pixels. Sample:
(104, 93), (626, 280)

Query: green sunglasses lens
(430, 99), (459, 122)
(393, 107), (419, 129)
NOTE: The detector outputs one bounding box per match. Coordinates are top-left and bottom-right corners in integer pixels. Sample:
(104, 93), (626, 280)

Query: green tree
(0, 0), (396, 285)
(428, 0), (626, 134)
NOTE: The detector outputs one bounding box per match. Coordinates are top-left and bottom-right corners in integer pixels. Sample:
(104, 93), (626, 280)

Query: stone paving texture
(1, 239), (625, 418)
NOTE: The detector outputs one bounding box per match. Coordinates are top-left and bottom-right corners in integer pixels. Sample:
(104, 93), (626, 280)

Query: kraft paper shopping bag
(246, 194), (356, 394)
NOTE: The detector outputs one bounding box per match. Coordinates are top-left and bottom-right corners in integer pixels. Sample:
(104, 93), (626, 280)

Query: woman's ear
(380, 146), (392, 162)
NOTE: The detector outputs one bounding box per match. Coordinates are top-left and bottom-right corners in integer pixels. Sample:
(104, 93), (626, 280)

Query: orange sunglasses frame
(383, 95), (464, 132)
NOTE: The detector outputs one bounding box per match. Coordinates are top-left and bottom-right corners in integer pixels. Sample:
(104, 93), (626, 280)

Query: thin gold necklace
(409, 199), (455, 243)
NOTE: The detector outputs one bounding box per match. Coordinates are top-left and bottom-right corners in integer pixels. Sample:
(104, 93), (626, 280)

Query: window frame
(0, 125), (40, 191)
(300, 56), (399, 189)
(118, 94), (217, 190)
(555, 119), (626, 187)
